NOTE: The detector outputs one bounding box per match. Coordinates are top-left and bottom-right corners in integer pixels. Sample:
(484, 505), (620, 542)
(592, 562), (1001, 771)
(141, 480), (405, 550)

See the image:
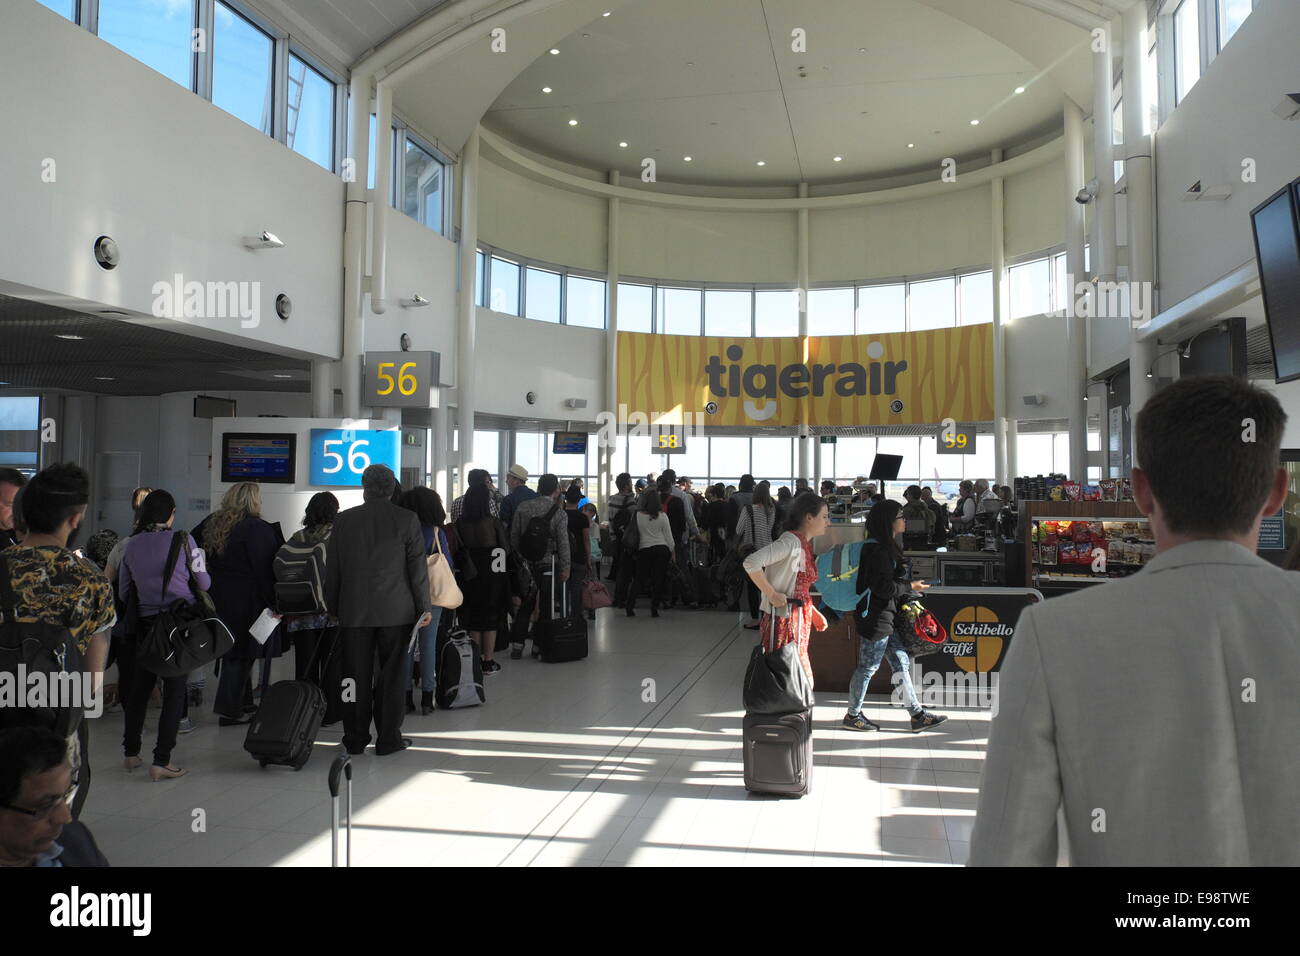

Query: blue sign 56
(309, 429), (400, 486)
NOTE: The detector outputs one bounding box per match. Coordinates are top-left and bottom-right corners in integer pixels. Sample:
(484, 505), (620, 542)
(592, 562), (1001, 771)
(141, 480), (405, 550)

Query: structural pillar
(991, 149), (1008, 486)
(341, 72), (371, 420)
(1091, 18), (1118, 286)
(601, 169), (621, 511)
(454, 128), (481, 498)
(797, 182), (812, 483)
(431, 403), (448, 501)
(1122, 3), (1158, 442)
(311, 359), (333, 418)
(1064, 99), (1089, 480)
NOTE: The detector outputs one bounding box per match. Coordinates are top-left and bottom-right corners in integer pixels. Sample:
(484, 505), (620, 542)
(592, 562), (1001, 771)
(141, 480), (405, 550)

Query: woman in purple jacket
(116, 490), (211, 781)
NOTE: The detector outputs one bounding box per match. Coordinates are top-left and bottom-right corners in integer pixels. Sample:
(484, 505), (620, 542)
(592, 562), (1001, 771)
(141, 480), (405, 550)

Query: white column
(602, 169), (621, 511)
(1123, 3), (1157, 441)
(431, 403), (448, 502)
(991, 149), (1008, 486)
(454, 128), (480, 497)
(369, 83), (393, 315)
(797, 182), (812, 483)
(310, 360), (333, 417)
(1005, 418), (1018, 481)
(341, 72), (371, 419)
(1064, 99), (1089, 480)
(1091, 19), (1118, 286)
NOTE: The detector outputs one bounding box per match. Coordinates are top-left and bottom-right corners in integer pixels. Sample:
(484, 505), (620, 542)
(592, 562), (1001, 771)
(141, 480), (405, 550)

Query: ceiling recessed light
(756, 160), (766, 166)
(1014, 86), (1026, 94)
(857, 47), (866, 53)
(833, 155), (842, 162)
(603, 11), (610, 16)
(568, 118), (578, 126)
(907, 143), (915, 148)
(94, 376), (114, 381)
(683, 156), (692, 162)
(273, 374), (292, 379)
(549, 48), (559, 55)
(970, 119), (980, 125)
(618, 141), (628, 148)
(55, 334), (85, 340)
(542, 86), (552, 93)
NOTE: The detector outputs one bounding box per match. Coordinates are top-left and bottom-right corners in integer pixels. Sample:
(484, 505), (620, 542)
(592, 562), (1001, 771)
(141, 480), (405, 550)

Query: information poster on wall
(1257, 507), (1285, 550)
(617, 326), (993, 427)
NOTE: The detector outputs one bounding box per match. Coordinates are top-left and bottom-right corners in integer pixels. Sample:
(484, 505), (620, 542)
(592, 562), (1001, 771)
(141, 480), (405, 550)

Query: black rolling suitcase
(534, 557), (588, 663)
(688, 541), (719, 607)
(742, 709), (813, 796)
(244, 640), (331, 770)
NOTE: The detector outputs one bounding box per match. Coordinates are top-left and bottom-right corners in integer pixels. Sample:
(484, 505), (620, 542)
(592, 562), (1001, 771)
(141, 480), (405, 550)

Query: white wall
(1154, 0), (1300, 309)
(478, 160), (608, 272)
(1004, 313), (1072, 421)
(0, 2), (343, 358)
(1005, 158), (1065, 260)
(474, 308), (605, 420)
(1255, 379), (1300, 452)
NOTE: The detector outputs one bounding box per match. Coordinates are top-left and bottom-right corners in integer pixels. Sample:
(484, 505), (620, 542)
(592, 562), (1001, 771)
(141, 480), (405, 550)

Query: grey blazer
(324, 498), (430, 629)
(969, 540), (1300, 866)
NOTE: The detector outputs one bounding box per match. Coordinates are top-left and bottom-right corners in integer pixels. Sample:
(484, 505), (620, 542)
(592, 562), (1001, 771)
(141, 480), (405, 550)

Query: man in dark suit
(325, 465), (430, 757)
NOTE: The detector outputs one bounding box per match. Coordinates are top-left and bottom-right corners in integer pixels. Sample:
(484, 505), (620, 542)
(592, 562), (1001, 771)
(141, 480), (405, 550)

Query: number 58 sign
(309, 429), (401, 486)
(364, 351), (438, 407)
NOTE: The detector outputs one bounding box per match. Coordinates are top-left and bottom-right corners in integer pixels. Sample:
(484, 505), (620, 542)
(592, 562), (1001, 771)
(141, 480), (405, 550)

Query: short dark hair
(304, 491), (340, 529)
(661, 469), (676, 483)
(22, 462), (90, 534)
(865, 498), (904, 563)
(1136, 375), (1285, 535)
(536, 473), (559, 497)
(468, 468), (490, 487)
(564, 485), (584, 505)
(616, 472), (632, 493)
(783, 491), (828, 532)
(133, 489), (177, 534)
(0, 468), (28, 490)
(361, 464), (397, 500)
(739, 474), (755, 492)
(0, 726), (67, 806)
(904, 484), (922, 501)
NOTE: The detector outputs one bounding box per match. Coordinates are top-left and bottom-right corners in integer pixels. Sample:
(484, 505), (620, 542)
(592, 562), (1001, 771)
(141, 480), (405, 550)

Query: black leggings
(628, 546), (671, 611)
(118, 631), (187, 768)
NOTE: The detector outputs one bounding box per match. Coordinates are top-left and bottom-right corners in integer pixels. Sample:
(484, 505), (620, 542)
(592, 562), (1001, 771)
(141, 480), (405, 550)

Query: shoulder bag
(427, 528), (463, 610)
(135, 533), (235, 678)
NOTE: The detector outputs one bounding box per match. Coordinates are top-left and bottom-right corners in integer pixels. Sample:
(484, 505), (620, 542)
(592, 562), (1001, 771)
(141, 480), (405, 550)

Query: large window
(566, 275), (606, 329)
(959, 272), (993, 326)
(658, 288), (701, 336)
(35, 0), (76, 19)
(98, 0), (195, 89)
(755, 290), (799, 337)
(908, 277), (955, 331)
(857, 284), (906, 333)
(808, 288), (854, 336)
(1009, 258), (1051, 318)
(1174, 0), (1201, 104)
(474, 251), (486, 308)
(212, 2), (273, 134)
(489, 257), (521, 316)
(525, 267), (561, 324)
(1144, 39), (1159, 135)
(1218, 0), (1253, 50)
(705, 290), (752, 337)
(287, 54), (334, 170)
(618, 283), (653, 332)
(515, 431), (544, 479)
(751, 437), (793, 483)
(402, 137), (445, 234)
(472, 430), (500, 480)
(708, 437), (751, 482)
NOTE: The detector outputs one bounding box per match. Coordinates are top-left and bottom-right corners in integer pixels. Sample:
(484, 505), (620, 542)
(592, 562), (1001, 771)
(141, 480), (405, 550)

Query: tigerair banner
(616, 325), (993, 427)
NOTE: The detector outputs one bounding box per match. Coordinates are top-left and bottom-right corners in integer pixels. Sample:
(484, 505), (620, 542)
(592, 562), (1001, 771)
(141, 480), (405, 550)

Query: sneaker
(531, 645), (542, 659)
(910, 710), (949, 733)
(510, 644), (523, 661)
(187, 687), (203, 707)
(177, 717), (196, 735)
(482, 659), (502, 674)
(842, 713), (880, 732)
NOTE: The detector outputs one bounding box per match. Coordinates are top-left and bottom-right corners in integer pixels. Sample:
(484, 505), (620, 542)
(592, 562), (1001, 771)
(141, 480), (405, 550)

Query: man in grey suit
(325, 465), (431, 757)
(970, 376), (1298, 865)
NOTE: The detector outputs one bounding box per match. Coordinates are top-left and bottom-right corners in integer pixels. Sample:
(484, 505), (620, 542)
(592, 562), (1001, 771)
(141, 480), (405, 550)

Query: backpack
(436, 626), (484, 708)
(814, 539), (876, 615)
(273, 533), (328, 615)
(519, 503), (560, 563)
(611, 497), (636, 538)
(0, 553), (85, 738)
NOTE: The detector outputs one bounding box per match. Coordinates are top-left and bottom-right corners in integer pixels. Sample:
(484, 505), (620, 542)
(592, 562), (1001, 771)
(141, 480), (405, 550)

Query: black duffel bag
(131, 532), (234, 678)
(743, 636), (813, 716)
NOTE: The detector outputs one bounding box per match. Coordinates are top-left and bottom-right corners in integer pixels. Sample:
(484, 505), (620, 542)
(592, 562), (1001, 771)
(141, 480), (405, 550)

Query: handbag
(582, 578), (613, 610)
(743, 639), (814, 716)
(894, 598), (948, 659)
(426, 529), (463, 610)
(134, 532), (235, 678)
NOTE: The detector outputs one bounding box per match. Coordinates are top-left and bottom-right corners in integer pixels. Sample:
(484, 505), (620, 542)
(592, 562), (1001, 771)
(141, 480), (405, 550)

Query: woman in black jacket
(842, 500), (947, 733)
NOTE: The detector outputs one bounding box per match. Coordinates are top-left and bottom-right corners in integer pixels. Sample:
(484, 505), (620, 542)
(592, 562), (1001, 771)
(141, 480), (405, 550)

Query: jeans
(406, 608), (443, 692)
(846, 630), (921, 717)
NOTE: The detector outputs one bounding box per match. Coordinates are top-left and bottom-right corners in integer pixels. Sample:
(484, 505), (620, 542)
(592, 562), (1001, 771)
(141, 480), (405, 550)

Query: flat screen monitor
(552, 431), (588, 455)
(1250, 183), (1300, 383)
(868, 453), (903, 482)
(221, 432), (296, 484)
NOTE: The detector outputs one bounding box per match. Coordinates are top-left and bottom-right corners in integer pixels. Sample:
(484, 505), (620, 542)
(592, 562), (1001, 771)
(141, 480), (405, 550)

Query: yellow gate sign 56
(364, 351), (439, 407)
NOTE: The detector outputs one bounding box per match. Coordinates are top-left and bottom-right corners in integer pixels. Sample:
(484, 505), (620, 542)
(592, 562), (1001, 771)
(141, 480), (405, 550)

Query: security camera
(1075, 179), (1099, 205)
(889, 399), (904, 413)
(704, 401), (719, 415)
(525, 391), (537, 405)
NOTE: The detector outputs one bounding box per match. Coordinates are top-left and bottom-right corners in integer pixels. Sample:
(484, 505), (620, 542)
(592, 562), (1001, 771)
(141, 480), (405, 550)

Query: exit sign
(819, 435), (837, 445)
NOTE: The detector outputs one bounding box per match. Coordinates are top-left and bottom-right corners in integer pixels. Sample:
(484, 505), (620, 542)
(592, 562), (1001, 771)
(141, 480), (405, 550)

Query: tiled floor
(79, 609), (988, 866)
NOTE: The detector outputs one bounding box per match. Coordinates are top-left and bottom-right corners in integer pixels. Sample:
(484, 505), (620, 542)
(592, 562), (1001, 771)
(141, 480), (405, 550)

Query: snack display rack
(1018, 500), (1146, 590)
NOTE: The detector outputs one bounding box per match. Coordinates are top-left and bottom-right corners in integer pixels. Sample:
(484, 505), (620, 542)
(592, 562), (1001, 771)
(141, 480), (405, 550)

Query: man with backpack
(508, 474), (569, 660)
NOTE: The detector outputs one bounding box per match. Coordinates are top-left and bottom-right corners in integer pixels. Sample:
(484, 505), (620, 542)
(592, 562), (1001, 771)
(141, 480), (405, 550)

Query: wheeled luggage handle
(329, 753), (352, 867)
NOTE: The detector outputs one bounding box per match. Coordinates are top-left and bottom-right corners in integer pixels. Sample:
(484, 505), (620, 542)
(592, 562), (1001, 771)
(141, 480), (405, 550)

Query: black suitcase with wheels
(534, 557), (588, 663)
(742, 709), (813, 797)
(245, 679), (325, 770)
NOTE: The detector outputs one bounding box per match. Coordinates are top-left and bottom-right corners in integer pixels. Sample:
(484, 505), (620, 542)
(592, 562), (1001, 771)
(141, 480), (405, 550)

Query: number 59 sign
(364, 351), (438, 407)
(309, 429), (401, 486)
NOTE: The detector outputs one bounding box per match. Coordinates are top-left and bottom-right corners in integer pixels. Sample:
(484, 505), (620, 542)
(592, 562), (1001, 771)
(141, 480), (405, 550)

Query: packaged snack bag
(1099, 479), (1118, 502)
(1082, 484), (1101, 501)
(1118, 479), (1134, 501)
(1041, 544), (1057, 566)
(1064, 481), (1081, 501)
